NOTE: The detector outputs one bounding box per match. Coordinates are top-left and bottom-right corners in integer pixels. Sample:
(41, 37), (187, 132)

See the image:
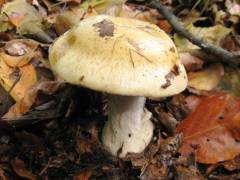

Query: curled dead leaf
(179, 52), (203, 72)
(0, 168), (7, 180)
(3, 81), (64, 119)
(11, 157), (37, 180)
(74, 169), (92, 180)
(188, 63), (224, 93)
(1, 39), (39, 67)
(175, 92), (240, 164)
(76, 137), (92, 154)
(8, 12), (26, 27)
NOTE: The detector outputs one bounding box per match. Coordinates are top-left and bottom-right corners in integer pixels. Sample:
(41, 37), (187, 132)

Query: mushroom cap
(49, 15), (187, 97)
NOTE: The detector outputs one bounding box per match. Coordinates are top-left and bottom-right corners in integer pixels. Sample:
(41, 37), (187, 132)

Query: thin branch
(134, 0), (240, 65)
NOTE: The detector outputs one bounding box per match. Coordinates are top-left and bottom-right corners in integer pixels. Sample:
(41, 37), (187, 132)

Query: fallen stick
(132, 0), (240, 65)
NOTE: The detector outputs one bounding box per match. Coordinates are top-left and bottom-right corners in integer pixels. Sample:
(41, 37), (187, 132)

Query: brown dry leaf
(3, 81), (64, 119)
(0, 39), (39, 67)
(174, 165), (205, 180)
(74, 169), (92, 180)
(179, 52), (203, 72)
(175, 92), (240, 164)
(0, 60), (37, 101)
(0, 85), (14, 116)
(11, 157), (37, 180)
(188, 63), (224, 92)
(140, 135), (183, 180)
(75, 137), (92, 154)
(0, 168), (7, 180)
(157, 19), (172, 33)
(0, 0), (4, 7)
(222, 155), (240, 171)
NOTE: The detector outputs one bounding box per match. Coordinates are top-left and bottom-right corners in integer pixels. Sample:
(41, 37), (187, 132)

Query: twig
(133, 0), (240, 65)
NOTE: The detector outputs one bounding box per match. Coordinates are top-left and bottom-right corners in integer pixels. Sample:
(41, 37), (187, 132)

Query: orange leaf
(175, 92), (240, 164)
(0, 0), (5, 8)
(0, 60), (37, 101)
(157, 19), (172, 33)
(74, 170), (92, 180)
(11, 157), (37, 180)
(75, 137), (92, 154)
(8, 12), (26, 27)
(0, 168), (7, 180)
(3, 81), (63, 119)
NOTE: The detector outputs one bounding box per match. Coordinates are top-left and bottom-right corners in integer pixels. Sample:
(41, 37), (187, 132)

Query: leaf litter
(0, 0), (239, 179)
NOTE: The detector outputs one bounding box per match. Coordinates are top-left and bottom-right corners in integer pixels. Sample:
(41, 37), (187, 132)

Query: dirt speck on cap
(93, 19), (115, 38)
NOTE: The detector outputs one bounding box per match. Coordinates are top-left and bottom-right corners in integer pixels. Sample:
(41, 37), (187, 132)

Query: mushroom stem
(102, 95), (154, 157)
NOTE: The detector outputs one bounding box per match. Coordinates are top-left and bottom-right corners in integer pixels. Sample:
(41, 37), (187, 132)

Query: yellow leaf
(188, 63), (224, 91)
(174, 24), (231, 50)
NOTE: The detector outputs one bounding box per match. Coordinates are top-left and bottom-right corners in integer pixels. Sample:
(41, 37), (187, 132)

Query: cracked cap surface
(49, 15), (187, 97)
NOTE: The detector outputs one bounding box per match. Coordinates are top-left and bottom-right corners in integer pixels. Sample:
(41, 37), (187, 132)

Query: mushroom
(49, 15), (188, 157)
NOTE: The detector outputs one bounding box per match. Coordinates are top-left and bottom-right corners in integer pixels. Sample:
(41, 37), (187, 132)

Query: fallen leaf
(0, 39), (39, 67)
(75, 137), (92, 154)
(54, 7), (97, 35)
(15, 131), (45, 154)
(225, 0), (240, 16)
(175, 92), (240, 164)
(120, 4), (159, 24)
(0, 168), (7, 180)
(1, 0), (42, 24)
(141, 135), (183, 180)
(222, 155), (240, 171)
(3, 81), (64, 119)
(156, 19), (172, 33)
(219, 67), (240, 97)
(1, 0), (52, 42)
(8, 12), (26, 27)
(155, 108), (178, 133)
(188, 63), (224, 92)
(11, 157), (37, 180)
(184, 95), (202, 113)
(174, 24), (231, 50)
(0, 85), (14, 116)
(0, 0), (4, 7)
(174, 165), (205, 180)
(0, 60), (37, 101)
(179, 52), (203, 72)
(74, 169), (92, 180)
